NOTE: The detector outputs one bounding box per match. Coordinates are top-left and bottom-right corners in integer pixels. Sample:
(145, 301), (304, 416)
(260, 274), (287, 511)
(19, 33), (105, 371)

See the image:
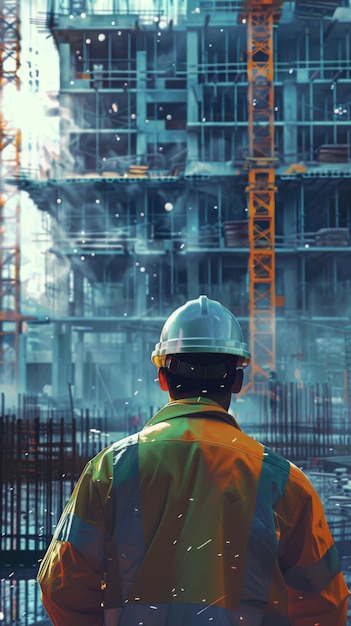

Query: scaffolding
(10, 0), (350, 407)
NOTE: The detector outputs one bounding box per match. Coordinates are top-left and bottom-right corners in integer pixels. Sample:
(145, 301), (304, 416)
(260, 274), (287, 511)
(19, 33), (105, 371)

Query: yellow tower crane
(240, 0), (284, 391)
(0, 0), (22, 388)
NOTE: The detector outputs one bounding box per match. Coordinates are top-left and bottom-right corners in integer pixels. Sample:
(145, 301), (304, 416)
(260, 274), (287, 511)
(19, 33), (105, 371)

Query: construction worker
(37, 296), (349, 625)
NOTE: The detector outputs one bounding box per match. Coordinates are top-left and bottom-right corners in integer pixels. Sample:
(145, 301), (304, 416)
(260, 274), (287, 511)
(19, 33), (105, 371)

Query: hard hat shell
(151, 295), (251, 368)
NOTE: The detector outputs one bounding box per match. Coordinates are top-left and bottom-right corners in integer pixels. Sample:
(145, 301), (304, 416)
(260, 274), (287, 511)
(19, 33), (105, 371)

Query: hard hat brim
(152, 338), (251, 369)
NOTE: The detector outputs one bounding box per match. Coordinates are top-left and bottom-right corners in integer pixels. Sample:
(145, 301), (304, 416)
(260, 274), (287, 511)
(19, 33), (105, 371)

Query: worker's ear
(231, 368), (243, 394)
(158, 368), (169, 391)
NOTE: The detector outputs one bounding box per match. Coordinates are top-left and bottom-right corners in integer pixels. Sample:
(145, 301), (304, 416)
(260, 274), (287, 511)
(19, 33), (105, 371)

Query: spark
(196, 594), (228, 615)
(197, 538), (212, 550)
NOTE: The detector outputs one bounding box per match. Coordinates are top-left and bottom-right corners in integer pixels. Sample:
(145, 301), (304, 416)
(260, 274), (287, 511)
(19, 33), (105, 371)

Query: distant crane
(0, 0), (22, 388)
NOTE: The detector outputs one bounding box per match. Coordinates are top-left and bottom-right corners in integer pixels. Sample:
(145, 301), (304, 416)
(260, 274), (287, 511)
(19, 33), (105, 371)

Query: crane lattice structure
(0, 0), (22, 387)
(240, 0), (284, 391)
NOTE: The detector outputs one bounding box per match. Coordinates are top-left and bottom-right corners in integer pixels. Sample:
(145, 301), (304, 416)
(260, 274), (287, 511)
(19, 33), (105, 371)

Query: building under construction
(3, 0), (351, 413)
(3, 3), (351, 623)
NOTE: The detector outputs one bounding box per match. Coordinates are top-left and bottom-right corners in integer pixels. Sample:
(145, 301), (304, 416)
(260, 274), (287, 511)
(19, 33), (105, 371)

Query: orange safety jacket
(37, 397), (350, 625)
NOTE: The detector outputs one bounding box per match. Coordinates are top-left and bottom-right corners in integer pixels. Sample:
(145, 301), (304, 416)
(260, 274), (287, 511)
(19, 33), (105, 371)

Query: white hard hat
(151, 295), (250, 368)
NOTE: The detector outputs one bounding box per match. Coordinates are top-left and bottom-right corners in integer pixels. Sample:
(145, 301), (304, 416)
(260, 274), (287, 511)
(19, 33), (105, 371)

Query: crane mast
(0, 0), (22, 387)
(241, 0), (283, 390)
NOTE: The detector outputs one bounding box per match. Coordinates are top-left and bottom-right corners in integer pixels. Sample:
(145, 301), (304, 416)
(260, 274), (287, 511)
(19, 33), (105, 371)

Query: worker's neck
(169, 392), (231, 411)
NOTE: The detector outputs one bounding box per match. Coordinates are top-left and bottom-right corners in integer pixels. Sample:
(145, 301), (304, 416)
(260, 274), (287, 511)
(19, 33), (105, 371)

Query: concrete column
(187, 192), (199, 248)
(281, 195), (298, 313)
(52, 322), (72, 399)
(283, 81), (298, 164)
(187, 30), (199, 161)
(74, 271), (84, 317)
(281, 260), (297, 313)
(74, 330), (85, 403)
(17, 326), (27, 394)
(59, 42), (73, 89)
(187, 261), (200, 299)
(136, 267), (147, 316)
(136, 50), (147, 157)
(345, 326), (351, 416)
(186, 193), (200, 298)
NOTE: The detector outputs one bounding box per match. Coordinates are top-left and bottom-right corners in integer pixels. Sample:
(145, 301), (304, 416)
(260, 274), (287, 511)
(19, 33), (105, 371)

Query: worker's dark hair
(161, 352), (238, 399)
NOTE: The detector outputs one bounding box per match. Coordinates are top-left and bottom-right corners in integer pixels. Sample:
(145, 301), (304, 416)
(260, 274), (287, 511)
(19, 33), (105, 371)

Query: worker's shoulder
(88, 432), (139, 468)
(235, 434), (314, 497)
(262, 448), (316, 503)
(286, 457), (315, 490)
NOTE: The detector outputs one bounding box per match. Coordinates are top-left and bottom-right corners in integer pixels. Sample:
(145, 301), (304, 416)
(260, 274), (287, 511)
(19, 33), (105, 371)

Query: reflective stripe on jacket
(37, 397), (350, 625)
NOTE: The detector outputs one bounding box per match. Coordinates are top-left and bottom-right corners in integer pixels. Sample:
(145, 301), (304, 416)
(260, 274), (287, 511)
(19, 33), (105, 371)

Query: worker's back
(38, 398), (349, 626)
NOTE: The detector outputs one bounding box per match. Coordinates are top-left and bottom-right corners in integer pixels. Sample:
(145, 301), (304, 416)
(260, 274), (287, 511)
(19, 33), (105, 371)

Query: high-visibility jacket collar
(144, 397), (241, 431)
